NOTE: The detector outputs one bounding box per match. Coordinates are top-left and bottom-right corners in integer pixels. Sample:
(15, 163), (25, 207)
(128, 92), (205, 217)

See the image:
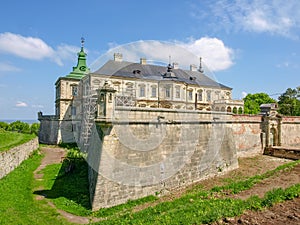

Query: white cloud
(91, 38), (234, 72)
(194, 0), (300, 38)
(179, 37), (234, 71)
(241, 91), (248, 98)
(0, 62), (21, 72)
(0, 32), (56, 60)
(0, 32), (80, 66)
(15, 101), (28, 107)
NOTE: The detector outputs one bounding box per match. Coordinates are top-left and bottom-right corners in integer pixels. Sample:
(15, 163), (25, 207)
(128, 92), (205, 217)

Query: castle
(38, 41), (300, 210)
(38, 41), (243, 145)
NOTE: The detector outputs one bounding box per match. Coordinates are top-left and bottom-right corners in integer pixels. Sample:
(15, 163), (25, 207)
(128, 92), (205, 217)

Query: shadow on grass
(34, 158), (91, 211)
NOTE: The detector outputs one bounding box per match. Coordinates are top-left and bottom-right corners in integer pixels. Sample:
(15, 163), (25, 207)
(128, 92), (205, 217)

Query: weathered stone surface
(0, 137), (39, 179)
(88, 109), (239, 210)
(87, 109), (300, 210)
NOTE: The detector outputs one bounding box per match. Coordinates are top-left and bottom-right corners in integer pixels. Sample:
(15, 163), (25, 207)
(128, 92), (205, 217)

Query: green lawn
(0, 151), (72, 225)
(0, 130), (35, 152)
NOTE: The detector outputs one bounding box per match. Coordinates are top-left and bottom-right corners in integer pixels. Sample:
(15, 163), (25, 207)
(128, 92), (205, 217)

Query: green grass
(0, 151), (71, 225)
(91, 183), (300, 225)
(211, 159), (300, 194)
(1, 144), (299, 225)
(37, 155), (299, 224)
(35, 158), (91, 216)
(37, 146), (158, 217)
(0, 130), (35, 152)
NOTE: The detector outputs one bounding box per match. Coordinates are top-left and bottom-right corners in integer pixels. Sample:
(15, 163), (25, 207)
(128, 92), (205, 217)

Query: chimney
(140, 58), (147, 65)
(173, 62), (179, 69)
(190, 64), (197, 71)
(114, 53), (123, 62)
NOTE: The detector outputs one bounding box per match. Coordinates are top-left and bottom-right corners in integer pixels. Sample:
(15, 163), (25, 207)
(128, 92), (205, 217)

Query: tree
(30, 123), (40, 135)
(278, 87), (300, 116)
(0, 121), (9, 130)
(243, 93), (276, 114)
(8, 120), (30, 133)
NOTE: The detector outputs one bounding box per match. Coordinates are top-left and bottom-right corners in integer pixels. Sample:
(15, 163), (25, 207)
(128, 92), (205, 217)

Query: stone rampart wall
(38, 118), (75, 144)
(231, 115), (263, 157)
(0, 137), (39, 179)
(281, 116), (300, 147)
(38, 118), (59, 144)
(88, 108), (240, 210)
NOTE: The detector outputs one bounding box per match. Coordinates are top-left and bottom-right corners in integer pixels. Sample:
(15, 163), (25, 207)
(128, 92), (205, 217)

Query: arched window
(238, 107), (243, 114)
(227, 106), (232, 112)
(233, 107), (237, 114)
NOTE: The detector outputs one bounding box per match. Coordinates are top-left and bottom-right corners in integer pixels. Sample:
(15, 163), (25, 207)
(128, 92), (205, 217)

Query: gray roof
(92, 60), (231, 89)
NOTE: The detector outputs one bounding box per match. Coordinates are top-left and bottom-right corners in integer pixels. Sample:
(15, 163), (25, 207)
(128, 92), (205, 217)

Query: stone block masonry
(0, 137), (39, 179)
(87, 107), (300, 210)
(88, 108), (240, 210)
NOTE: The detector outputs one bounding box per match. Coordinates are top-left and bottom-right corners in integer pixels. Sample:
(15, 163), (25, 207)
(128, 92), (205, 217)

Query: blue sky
(0, 0), (299, 120)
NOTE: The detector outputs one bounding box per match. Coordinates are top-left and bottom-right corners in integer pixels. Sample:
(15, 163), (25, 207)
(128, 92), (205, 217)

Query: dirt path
(220, 197), (300, 225)
(34, 147), (66, 180)
(33, 146), (99, 224)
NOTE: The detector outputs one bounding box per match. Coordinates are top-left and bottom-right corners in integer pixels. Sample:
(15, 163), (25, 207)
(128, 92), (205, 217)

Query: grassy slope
(0, 130), (35, 152)
(39, 154), (300, 225)
(0, 151), (71, 225)
(0, 145), (299, 224)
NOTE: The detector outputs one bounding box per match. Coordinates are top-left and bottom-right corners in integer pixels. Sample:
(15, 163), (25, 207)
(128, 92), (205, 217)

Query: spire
(167, 55), (172, 72)
(66, 38), (90, 79)
(163, 55), (177, 78)
(198, 57), (204, 73)
(81, 37), (85, 48)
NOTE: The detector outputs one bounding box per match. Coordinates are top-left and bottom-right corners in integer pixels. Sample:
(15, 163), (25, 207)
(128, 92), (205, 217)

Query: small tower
(55, 38), (90, 119)
(66, 37), (90, 79)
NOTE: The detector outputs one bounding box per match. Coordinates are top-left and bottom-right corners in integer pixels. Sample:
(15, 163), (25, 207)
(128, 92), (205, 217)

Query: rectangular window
(71, 106), (76, 116)
(72, 124), (77, 132)
(165, 86), (171, 98)
(71, 86), (78, 96)
(175, 87), (180, 98)
(188, 90), (193, 100)
(151, 86), (157, 97)
(206, 91), (211, 102)
(197, 91), (203, 101)
(139, 86), (145, 97)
